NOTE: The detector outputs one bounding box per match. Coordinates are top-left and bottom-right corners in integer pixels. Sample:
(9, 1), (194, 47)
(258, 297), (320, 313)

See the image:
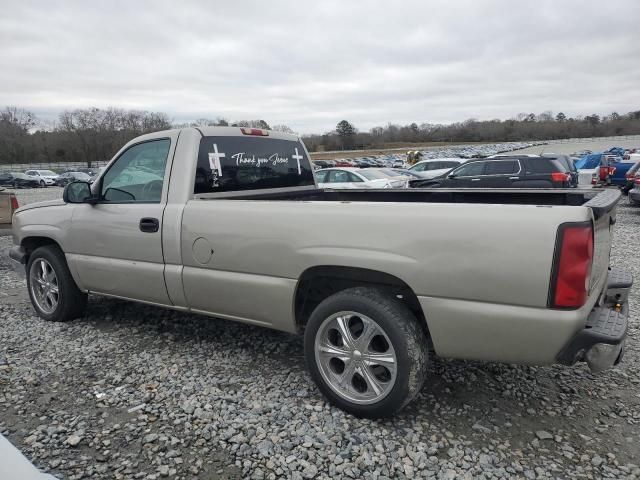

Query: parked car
(574, 154), (616, 187)
(377, 168), (413, 186)
(0, 189), (19, 225)
(24, 169), (59, 187)
(0, 172), (43, 189)
(542, 154), (579, 187)
(56, 171), (92, 187)
(315, 167), (405, 189)
(408, 158), (467, 179)
(608, 154), (640, 187)
(10, 126), (631, 418)
(350, 159), (372, 168)
(411, 156), (574, 188)
(629, 171), (640, 205)
(331, 159), (352, 167)
(621, 162), (640, 194)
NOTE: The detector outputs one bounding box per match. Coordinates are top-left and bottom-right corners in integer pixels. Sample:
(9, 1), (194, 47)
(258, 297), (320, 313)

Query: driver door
(66, 137), (174, 305)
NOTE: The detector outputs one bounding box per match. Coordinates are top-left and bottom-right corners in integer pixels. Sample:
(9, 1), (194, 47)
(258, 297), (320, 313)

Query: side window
(485, 160), (519, 175)
(348, 172), (364, 182)
(412, 163), (427, 172)
(452, 162), (485, 176)
(101, 139), (170, 203)
(329, 170), (351, 183)
(314, 170), (329, 183)
(525, 159), (562, 174)
(440, 161), (461, 169)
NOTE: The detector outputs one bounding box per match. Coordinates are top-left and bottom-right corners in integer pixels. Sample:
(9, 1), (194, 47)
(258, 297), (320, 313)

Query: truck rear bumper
(556, 267), (632, 373)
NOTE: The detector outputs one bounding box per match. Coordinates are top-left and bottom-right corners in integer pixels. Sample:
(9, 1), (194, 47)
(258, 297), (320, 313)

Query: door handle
(470, 178), (481, 181)
(509, 176), (520, 180)
(139, 217), (159, 233)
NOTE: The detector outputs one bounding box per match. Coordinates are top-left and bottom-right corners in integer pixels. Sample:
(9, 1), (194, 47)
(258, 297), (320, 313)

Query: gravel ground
(0, 190), (639, 480)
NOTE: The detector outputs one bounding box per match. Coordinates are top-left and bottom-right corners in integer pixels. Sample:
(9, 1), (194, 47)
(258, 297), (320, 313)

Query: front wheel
(39, 180), (45, 187)
(304, 287), (429, 418)
(26, 245), (87, 322)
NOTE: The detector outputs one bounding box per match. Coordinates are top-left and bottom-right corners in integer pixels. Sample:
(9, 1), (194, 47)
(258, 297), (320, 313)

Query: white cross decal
(208, 144), (225, 176)
(292, 148), (303, 175)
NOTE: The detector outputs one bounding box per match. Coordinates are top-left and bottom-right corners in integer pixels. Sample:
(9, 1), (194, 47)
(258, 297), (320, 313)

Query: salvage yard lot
(0, 189), (638, 479)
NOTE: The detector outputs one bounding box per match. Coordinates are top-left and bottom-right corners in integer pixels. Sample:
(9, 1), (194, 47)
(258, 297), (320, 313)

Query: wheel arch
(294, 265), (429, 337)
(21, 236), (62, 259)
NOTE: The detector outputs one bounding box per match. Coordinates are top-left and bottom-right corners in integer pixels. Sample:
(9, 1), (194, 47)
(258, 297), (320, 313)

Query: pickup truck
(9, 127), (633, 418)
(0, 189), (19, 226)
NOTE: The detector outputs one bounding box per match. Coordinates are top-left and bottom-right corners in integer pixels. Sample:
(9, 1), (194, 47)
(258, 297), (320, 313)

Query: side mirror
(447, 174), (457, 179)
(63, 181), (96, 204)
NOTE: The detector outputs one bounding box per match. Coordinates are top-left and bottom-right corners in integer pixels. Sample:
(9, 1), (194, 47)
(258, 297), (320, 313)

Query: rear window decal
(208, 144), (225, 176)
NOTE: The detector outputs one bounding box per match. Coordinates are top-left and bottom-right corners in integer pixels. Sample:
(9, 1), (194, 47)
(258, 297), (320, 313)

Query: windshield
(359, 170), (388, 180)
(39, 170), (57, 176)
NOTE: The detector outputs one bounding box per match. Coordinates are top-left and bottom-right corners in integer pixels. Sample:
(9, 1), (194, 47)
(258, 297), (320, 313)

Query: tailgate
(585, 189), (620, 294)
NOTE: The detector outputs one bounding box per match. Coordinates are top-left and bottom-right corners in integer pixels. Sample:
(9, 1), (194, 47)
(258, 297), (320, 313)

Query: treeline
(304, 111), (640, 151)
(0, 107), (172, 166)
(0, 106), (294, 166)
(1, 106), (640, 165)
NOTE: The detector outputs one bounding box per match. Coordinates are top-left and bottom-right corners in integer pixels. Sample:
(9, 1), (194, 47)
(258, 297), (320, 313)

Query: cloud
(1, 0), (639, 133)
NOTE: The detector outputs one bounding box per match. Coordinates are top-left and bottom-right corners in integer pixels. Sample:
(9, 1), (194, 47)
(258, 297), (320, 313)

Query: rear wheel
(304, 287), (429, 418)
(26, 245), (87, 322)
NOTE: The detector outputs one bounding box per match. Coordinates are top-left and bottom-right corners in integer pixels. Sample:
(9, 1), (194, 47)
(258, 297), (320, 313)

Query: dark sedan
(0, 172), (42, 188)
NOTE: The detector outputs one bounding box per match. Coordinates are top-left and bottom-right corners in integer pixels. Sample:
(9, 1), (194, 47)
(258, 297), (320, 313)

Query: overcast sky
(1, 0), (639, 134)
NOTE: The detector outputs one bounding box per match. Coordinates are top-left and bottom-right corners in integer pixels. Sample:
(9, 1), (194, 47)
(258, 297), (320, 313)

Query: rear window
(195, 136), (315, 193)
(524, 158), (565, 173)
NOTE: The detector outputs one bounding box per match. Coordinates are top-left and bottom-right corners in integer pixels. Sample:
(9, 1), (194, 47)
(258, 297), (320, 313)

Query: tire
(40, 180), (46, 187)
(26, 245), (87, 322)
(304, 287), (429, 418)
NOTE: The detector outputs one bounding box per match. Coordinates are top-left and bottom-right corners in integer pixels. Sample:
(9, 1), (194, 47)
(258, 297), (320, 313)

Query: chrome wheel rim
(29, 259), (59, 314)
(314, 311), (397, 405)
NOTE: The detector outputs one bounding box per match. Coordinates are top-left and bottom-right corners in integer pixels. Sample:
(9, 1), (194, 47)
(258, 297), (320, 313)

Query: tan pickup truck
(0, 189), (18, 227)
(9, 127), (633, 418)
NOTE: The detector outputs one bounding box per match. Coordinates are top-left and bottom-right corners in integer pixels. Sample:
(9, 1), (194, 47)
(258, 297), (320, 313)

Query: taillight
(550, 223), (593, 309)
(635, 176), (640, 185)
(240, 128), (269, 136)
(10, 194), (19, 211)
(591, 173), (598, 185)
(551, 172), (570, 183)
(608, 166), (616, 175)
